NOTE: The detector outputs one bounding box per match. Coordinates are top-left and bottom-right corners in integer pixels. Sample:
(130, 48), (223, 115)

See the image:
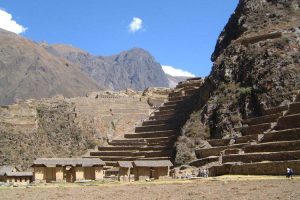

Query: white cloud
(0, 9), (27, 34)
(162, 65), (196, 77)
(128, 17), (143, 33)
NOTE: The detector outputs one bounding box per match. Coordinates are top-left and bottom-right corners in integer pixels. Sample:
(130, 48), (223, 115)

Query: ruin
(189, 92), (300, 176)
(86, 78), (204, 167)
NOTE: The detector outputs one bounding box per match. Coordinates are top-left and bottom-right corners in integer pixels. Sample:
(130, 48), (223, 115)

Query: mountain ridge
(0, 29), (174, 105)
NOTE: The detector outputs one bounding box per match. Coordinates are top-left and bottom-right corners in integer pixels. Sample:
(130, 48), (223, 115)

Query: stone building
(117, 161), (133, 182)
(133, 160), (173, 181)
(0, 165), (32, 183)
(32, 158), (105, 183)
(2, 172), (33, 183)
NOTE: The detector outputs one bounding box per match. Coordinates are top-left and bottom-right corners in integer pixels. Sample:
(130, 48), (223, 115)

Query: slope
(0, 29), (100, 105)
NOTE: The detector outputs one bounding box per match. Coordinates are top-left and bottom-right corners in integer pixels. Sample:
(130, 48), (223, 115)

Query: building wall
(134, 167), (151, 181)
(155, 167), (170, 179)
(33, 165), (104, 183)
(75, 167), (84, 180)
(95, 166), (103, 180)
(34, 167), (45, 181)
(55, 167), (64, 182)
(5, 176), (31, 183)
(134, 167), (170, 181)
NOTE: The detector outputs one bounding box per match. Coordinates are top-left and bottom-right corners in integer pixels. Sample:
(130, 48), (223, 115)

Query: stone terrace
(87, 78), (204, 167)
(189, 92), (300, 176)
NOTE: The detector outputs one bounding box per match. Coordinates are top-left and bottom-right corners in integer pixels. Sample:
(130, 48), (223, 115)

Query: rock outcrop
(176, 0), (300, 164)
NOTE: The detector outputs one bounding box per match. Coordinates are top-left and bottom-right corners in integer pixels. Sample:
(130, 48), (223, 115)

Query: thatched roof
(117, 161), (133, 168)
(4, 172), (33, 177)
(32, 158), (105, 167)
(0, 165), (17, 176)
(133, 160), (173, 167)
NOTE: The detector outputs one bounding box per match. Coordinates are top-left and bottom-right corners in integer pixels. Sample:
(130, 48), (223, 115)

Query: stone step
(222, 150), (300, 164)
(149, 112), (187, 121)
(98, 146), (170, 151)
(108, 136), (176, 146)
(234, 134), (258, 144)
(135, 124), (178, 133)
(110, 136), (176, 144)
(287, 102), (300, 115)
(124, 130), (178, 139)
(239, 123), (271, 136)
(142, 119), (175, 126)
(195, 143), (247, 158)
(207, 139), (231, 147)
(185, 88), (200, 96)
(153, 108), (190, 116)
(209, 160), (300, 176)
(242, 113), (282, 126)
(97, 156), (145, 161)
(189, 156), (219, 167)
(275, 113), (300, 130)
(261, 105), (288, 116)
(136, 157), (171, 160)
(261, 128), (300, 143)
(207, 135), (259, 147)
(108, 140), (147, 146)
(158, 103), (191, 111)
(98, 155), (171, 161)
(90, 150), (172, 157)
(244, 140), (300, 153)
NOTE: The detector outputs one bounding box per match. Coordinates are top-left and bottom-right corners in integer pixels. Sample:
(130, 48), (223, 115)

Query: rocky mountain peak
(212, 0), (300, 61)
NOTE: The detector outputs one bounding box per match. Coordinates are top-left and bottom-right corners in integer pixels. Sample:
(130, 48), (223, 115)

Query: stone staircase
(87, 78), (204, 167)
(189, 92), (300, 176)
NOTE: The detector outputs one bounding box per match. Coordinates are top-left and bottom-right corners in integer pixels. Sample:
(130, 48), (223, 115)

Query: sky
(0, 0), (239, 77)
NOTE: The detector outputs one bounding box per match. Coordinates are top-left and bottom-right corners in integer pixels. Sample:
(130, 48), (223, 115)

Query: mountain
(176, 0), (300, 164)
(43, 45), (169, 90)
(0, 28), (101, 105)
(0, 30), (170, 105)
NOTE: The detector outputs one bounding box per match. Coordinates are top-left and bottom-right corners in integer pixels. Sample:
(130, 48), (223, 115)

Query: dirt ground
(1, 176), (300, 200)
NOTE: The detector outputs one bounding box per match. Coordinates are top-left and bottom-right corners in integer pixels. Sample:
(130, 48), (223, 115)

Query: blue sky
(0, 0), (239, 77)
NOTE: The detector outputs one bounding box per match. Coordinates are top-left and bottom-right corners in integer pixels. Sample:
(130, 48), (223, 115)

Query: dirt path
(1, 176), (299, 200)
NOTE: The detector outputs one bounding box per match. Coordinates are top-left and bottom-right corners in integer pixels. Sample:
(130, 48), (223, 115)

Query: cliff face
(176, 0), (300, 164)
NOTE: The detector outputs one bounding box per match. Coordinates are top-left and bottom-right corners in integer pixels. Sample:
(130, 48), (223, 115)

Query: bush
(238, 87), (252, 95)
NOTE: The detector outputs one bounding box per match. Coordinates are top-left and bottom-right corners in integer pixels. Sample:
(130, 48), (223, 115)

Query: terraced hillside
(87, 78), (204, 166)
(189, 92), (300, 176)
(176, 0), (300, 166)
